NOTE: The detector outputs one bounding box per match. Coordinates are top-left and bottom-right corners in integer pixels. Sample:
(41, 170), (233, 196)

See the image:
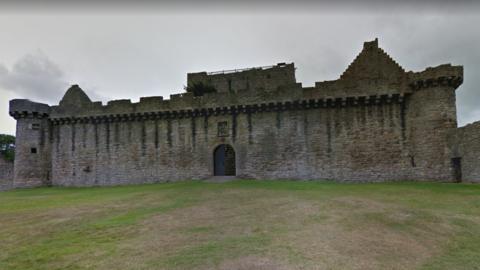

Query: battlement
(187, 62), (296, 94)
(409, 64), (463, 90)
(14, 38), (463, 123)
(7, 38), (471, 186)
(48, 79), (410, 125)
(9, 99), (51, 119)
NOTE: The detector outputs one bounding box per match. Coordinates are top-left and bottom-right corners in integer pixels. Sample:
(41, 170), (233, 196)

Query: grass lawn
(1, 180), (480, 270)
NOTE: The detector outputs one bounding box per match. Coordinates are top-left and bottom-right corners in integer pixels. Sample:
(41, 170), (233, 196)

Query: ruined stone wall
(236, 102), (412, 181)
(52, 117), (210, 186)
(405, 87), (458, 181)
(448, 121), (480, 182)
(49, 96), (420, 185)
(403, 64), (463, 182)
(0, 156), (13, 191)
(9, 39), (466, 186)
(9, 100), (52, 188)
(187, 63), (296, 94)
(36, 68), (464, 185)
(13, 118), (52, 187)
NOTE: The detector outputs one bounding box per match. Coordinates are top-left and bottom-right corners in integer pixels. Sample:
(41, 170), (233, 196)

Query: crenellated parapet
(9, 99), (51, 120)
(9, 99), (52, 188)
(7, 38), (469, 185)
(16, 39), (462, 130)
(187, 63), (296, 94)
(50, 81), (410, 123)
(408, 64), (463, 91)
(49, 93), (408, 125)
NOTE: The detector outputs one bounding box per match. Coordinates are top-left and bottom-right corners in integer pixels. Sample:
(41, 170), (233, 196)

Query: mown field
(1, 180), (480, 270)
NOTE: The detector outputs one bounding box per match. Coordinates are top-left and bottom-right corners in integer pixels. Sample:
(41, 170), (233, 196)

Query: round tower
(405, 64), (463, 181)
(9, 99), (52, 188)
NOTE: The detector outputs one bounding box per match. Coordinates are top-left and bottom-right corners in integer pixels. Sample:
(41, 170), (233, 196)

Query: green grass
(1, 180), (480, 269)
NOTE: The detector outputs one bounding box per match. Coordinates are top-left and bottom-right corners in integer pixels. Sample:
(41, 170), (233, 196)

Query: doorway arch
(213, 144), (236, 176)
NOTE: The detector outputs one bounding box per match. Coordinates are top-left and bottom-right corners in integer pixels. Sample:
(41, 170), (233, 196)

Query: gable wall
(9, 40), (465, 186)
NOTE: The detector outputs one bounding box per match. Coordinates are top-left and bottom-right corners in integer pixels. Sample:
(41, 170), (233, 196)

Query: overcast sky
(1, 1), (479, 135)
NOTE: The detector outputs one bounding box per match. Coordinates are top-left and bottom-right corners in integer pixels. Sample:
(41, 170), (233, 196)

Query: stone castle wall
(9, 100), (52, 188)
(8, 39), (468, 187)
(28, 88), (460, 186)
(449, 121), (480, 182)
(187, 63), (296, 94)
(50, 99), (412, 186)
(405, 83), (459, 181)
(0, 156), (13, 191)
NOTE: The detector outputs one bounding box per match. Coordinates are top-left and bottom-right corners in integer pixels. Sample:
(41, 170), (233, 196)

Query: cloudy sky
(1, 1), (479, 135)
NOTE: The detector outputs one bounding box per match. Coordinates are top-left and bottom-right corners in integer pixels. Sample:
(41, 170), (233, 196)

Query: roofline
(204, 62), (293, 76)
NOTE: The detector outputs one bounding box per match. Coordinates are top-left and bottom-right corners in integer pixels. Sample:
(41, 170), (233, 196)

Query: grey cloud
(0, 52), (105, 105)
(0, 64), (8, 76)
(0, 10), (478, 137)
(400, 16), (480, 127)
(1, 0), (480, 14)
(0, 51), (68, 104)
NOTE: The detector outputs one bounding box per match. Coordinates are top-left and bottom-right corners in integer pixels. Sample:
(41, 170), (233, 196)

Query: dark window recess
(31, 123), (40, 130)
(31, 148), (37, 154)
(217, 121), (229, 137)
(452, 157), (462, 182)
(410, 155), (416, 167)
(266, 74), (271, 79)
(228, 79), (232, 92)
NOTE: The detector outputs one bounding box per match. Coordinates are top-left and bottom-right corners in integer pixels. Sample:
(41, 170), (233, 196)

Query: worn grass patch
(1, 181), (480, 269)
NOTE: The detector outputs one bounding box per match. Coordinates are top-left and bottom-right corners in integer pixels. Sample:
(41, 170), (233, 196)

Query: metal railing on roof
(206, 63), (288, 75)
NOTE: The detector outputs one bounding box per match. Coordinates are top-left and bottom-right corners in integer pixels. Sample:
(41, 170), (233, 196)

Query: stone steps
(203, 176), (238, 183)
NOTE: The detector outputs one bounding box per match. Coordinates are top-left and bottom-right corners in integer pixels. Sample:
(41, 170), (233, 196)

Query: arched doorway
(214, 144), (236, 176)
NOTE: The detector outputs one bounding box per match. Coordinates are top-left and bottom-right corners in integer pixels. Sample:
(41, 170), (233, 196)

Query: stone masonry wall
(51, 99), (420, 186)
(13, 117), (52, 188)
(0, 156), (14, 191)
(405, 85), (458, 181)
(9, 39), (466, 186)
(448, 121), (480, 182)
(187, 63), (296, 94)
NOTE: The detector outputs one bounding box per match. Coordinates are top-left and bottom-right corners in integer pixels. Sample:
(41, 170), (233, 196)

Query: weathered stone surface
(58, 84), (93, 112)
(448, 121), (480, 182)
(9, 99), (52, 188)
(8, 39), (472, 187)
(0, 156), (13, 191)
(187, 63), (296, 94)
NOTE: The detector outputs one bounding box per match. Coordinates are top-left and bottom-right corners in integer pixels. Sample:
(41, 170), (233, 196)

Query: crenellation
(8, 38), (477, 186)
(9, 99), (51, 119)
(47, 93), (409, 126)
(408, 64), (463, 90)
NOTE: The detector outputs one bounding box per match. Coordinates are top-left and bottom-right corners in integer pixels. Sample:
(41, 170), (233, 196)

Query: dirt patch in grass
(217, 255), (291, 270)
(101, 190), (443, 269)
(1, 181), (480, 269)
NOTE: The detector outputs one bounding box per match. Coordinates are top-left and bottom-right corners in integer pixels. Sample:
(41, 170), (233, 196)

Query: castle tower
(6, 40), (468, 186)
(9, 99), (52, 187)
(406, 64), (463, 181)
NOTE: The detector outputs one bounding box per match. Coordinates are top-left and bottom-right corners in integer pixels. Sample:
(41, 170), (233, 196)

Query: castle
(7, 39), (480, 188)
